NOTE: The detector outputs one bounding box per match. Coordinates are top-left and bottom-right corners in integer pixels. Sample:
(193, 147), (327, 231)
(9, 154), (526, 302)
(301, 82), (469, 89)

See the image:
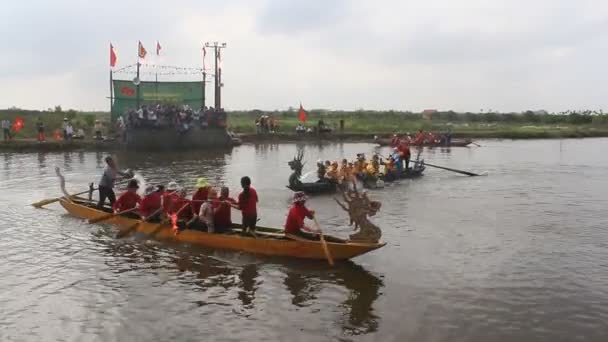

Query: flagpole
(136, 59), (141, 109)
(110, 68), (114, 118)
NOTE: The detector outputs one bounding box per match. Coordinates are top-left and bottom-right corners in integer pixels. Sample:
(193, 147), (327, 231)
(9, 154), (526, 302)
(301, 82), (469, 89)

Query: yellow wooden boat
(59, 198), (386, 261)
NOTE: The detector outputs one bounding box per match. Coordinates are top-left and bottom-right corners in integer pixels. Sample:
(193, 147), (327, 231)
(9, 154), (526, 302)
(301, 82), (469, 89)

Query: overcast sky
(2, 0), (608, 112)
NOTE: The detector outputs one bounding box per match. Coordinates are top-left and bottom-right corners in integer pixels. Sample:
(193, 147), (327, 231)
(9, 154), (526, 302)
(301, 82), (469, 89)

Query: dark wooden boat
(375, 137), (472, 147)
(358, 162), (425, 189)
(287, 180), (338, 194)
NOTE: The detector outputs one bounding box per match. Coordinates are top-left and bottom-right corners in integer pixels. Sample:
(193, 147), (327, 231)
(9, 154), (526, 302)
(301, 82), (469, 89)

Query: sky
(1, 0), (608, 113)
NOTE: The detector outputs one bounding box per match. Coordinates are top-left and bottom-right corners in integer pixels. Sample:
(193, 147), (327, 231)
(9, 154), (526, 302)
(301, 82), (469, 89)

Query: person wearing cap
(62, 118), (69, 141)
(198, 188), (218, 232)
(284, 192), (319, 237)
(191, 177), (210, 217)
(97, 156), (132, 209)
(140, 185), (162, 220)
(113, 179), (142, 213)
(163, 181), (184, 217)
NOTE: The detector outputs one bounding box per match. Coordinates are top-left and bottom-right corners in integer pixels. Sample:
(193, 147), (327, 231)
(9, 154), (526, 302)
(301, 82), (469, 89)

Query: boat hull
(59, 199), (384, 261)
(375, 138), (472, 147)
(287, 181), (338, 194)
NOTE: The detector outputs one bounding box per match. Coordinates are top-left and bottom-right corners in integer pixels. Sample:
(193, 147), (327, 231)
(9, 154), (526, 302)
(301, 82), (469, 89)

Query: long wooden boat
(287, 180), (338, 194)
(59, 198), (385, 261)
(375, 138), (472, 147)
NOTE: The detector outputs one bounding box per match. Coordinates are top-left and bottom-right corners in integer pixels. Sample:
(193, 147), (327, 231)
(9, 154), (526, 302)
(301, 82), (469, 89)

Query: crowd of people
(388, 130), (453, 146)
(123, 104), (227, 133)
(96, 156), (321, 237)
(255, 115), (279, 134)
(315, 142), (414, 185)
(295, 120), (334, 135)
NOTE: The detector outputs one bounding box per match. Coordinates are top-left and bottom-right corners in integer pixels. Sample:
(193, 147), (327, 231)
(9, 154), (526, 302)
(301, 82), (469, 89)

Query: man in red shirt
(214, 186), (237, 233)
(140, 185), (162, 220)
(238, 176), (258, 232)
(191, 177), (210, 217)
(284, 191), (319, 238)
(113, 179), (142, 213)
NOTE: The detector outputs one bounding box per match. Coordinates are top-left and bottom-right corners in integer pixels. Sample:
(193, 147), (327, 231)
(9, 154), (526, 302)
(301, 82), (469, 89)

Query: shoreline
(2, 130), (608, 152)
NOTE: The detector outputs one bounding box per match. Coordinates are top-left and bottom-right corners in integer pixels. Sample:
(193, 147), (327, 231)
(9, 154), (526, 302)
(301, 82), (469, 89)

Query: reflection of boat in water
(60, 199), (385, 261)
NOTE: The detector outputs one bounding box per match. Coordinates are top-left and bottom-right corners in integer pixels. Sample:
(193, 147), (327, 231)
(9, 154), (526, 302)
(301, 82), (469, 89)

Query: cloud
(2, 0), (608, 112)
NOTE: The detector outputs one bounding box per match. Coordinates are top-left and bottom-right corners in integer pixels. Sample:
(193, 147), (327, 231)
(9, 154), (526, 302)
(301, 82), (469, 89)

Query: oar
(32, 189), (93, 208)
(148, 202), (191, 238)
(471, 141), (481, 147)
(88, 207), (139, 224)
(116, 206), (163, 239)
(424, 162), (481, 177)
(313, 216), (334, 266)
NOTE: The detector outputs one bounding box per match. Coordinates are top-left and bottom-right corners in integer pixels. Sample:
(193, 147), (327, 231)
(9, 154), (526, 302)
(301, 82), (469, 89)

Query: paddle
(471, 141), (482, 147)
(116, 206), (163, 239)
(32, 189), (94, 208)
(313, 216), (334, 266)
(424, 162), (481, 177)
(88, 207), (139, 224)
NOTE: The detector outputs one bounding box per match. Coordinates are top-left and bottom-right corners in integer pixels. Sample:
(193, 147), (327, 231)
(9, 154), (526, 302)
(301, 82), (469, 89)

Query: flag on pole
(110, 43), (117, 67)
(298, 103), (307, 122)
(156, 41), (162, 56)
(202, 47), (207, 70)
(138, 41), (147, 59)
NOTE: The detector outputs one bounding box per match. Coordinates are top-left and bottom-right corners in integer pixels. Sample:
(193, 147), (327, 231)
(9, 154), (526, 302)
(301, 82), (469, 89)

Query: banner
(111, 80), (205, 121)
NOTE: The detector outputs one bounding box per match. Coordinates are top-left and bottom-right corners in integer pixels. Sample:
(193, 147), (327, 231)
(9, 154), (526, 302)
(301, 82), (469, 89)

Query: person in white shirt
(198, 188), (218, 233)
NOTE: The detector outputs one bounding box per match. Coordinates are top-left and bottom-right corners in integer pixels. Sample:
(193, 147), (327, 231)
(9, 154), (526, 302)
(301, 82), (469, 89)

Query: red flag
(298, 103), (307, 122)
(110, 43), (117, 67)
(138, 41), (147, 59)
(12, 117), (24, 132)
(156, 41), (162, 56)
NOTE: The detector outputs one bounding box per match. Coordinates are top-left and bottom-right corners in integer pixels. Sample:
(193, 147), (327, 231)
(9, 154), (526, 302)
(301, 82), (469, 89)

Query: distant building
(422, 109), (437, 120)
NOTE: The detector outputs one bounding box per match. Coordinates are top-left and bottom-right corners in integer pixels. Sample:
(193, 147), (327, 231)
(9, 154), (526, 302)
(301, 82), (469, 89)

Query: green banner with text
(112, 80), (205, 120)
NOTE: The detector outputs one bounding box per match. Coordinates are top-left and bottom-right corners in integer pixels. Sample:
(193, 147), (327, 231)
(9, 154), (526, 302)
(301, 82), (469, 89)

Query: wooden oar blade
(32, 197), (59, 208)
(116, 222), (140, 239)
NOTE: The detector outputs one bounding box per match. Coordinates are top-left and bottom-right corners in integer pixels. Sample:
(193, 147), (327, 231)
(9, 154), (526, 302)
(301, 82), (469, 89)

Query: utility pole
(204, 41), (227, 109)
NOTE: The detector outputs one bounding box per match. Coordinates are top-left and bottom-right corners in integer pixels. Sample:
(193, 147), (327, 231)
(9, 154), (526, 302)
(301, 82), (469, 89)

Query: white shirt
(199, 201), (215, 232)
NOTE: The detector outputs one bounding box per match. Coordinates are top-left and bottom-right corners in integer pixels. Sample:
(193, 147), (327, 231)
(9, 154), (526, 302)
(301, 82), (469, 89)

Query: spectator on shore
(65, 122), (74, 141)
(2, 119), (11, 142)
(94, 120), (103, 140)
(36, 117), (45, 142)
(62, 118), (69, 141)
(296, 123), (306, 134)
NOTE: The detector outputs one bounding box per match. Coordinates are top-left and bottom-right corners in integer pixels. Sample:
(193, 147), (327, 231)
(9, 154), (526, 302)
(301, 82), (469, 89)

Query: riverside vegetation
(3, 107), (608, 142)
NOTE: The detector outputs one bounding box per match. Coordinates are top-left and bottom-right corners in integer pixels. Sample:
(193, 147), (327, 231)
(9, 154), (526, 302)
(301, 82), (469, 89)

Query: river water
(1, 139), (608, 341)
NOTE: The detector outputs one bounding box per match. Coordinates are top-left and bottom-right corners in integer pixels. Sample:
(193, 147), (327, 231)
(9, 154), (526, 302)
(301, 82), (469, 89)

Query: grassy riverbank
(2, 108), (608, 144)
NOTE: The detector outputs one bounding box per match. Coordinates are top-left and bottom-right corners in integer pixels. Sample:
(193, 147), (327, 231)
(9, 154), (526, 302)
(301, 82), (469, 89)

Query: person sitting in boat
(113, 179), (141, 214)
(414, 130), (425, 145)
(215, 186), (237, 233)
(140, 185), (162, 221)
(191, 177), (210, 218)
(366, 155), (381, 176)
(392, 148), (404, 172)
(316, 159), (326, 182)
(198, 188), (217, 233)
(354, 154), (367, 176)
(382, 156), (396, 175)
(338, 159), (349, 184)
(238, 176), (258, 233)
(325, 161), (340, 182)
(284, 192), (319, 238)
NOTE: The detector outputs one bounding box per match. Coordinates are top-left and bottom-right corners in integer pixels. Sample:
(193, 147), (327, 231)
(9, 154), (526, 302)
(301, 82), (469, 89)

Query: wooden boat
(358, 162), (425, 188)
(59, 198), (385, 261)
(287, 180), (338, 195)
(375, 138), (472, 147)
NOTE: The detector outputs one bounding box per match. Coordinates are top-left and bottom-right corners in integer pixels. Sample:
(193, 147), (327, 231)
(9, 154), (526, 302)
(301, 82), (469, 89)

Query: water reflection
(63, 152), (72, 171)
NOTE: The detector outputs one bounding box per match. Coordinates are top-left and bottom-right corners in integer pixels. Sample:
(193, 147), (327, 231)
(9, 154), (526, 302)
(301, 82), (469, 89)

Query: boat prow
(59, 199), (385, 261)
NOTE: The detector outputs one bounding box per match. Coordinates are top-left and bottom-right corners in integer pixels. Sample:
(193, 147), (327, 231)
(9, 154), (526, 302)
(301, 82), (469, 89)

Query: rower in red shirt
(414, 130), (425, 145)
(284, 191), (319, 238)
(214, 186), (237, 233)
(113, 179), (142, 213)
(397, 140), (411, 170)
(238, 176), (258, 233)
(140, 185), (163, 220)
(191, 177), (210, 217)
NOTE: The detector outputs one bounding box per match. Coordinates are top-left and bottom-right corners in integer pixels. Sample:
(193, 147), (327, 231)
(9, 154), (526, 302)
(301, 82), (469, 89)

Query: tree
(54, 105), (63, 113)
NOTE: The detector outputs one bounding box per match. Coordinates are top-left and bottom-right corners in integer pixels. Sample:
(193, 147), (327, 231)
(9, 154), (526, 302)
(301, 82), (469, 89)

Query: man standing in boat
(97, 156), (132, 209)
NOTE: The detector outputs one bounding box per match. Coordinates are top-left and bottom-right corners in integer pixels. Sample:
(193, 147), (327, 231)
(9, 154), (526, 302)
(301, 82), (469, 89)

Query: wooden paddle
(313, 216), (334, 266)
(423, 162), (481, 177)
(116, 207), (163, 239)
(148, 202), (190, 238)
(88, 207), (138, 224)
(32, 189), (93, 208)
(471, 141), (482, 147)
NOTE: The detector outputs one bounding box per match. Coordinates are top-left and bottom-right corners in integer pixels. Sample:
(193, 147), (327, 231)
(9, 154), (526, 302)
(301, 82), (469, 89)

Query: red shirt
(238, 187), (258, 217)
(214, 197), (237, 227)
(284, 204), (313, 234)
(191, 187), (209, 216)
(163, 193), (191, 219)
(398, 142), (411, 158)
(113, 191), (142, 212)
(140, 191), (162, 217)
